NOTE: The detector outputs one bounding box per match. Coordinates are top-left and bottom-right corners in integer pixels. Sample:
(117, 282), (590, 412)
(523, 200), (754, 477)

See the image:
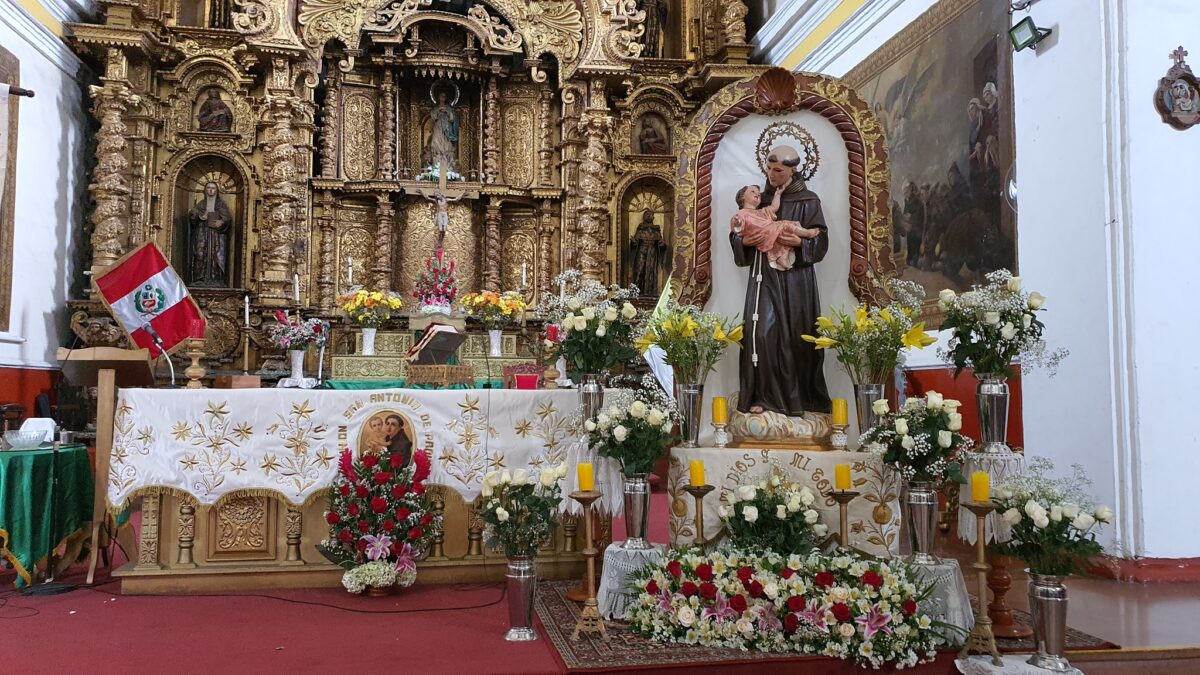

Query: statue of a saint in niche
(189, 181), (233, 286)
(730, 145), (830, 416)
(197, 89), (233, 133)
(629, 209), (669, 297)
(422, 80), (460, 172)
(636, 115), (670, 154)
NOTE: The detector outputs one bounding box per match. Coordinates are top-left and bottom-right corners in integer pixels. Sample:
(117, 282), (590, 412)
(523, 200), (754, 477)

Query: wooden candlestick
(988, 552), (1032, 638)
(959, 500), (1002, 666)
(184, 338), (206, 389)
(570, 490), (607, 640)
(682, 484), (714, 546)
(826, 490), (860, 549)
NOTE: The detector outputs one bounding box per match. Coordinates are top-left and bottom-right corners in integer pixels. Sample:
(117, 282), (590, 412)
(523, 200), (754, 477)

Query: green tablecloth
(324, 379), (504, 390)
(0, 444), (93, 588)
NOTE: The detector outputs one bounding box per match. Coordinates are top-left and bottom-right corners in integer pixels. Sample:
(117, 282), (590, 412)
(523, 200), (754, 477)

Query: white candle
(347, 257), (353, 285)
(243, 294), (250, 328)
(559, 279), (566, 301)
(293, 273), (300, 302)
(521, 262), (527, 287)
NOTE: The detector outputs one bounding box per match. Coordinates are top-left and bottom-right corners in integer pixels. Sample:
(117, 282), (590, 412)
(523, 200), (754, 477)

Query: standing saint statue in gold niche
(422, 80), (460, 173)
(629, 209), (669, 296)
(189, 181), (232, 286)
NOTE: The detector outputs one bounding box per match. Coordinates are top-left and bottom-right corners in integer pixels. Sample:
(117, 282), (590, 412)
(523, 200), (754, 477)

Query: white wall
(0, 0), (88, 369)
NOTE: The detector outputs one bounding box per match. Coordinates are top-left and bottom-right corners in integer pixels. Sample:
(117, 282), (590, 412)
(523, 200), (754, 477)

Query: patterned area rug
(534, 580), (1119, 672)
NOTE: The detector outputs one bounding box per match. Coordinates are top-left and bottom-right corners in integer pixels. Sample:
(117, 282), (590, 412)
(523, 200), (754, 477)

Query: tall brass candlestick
(960, 500), (1002, 666)
(241, 326), (251, 376)
(826, 490), (860, 549)
(682, 484), (715, 546)
(570, 490), (607, 640)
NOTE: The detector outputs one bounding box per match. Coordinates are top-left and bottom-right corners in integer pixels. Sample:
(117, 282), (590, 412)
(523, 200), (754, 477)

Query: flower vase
(288, 349), (306, 381)
(504, 556), (538, 642)
(853, 383), (887, 437)
(488, 329), (503, 358)
(674, 382), (703, 448)
(579, 374), (604, 422)
(621, 473), (652, 550)
(1027, 573), (1072, 672)
(366, 584), (395, 597)
(361, 327), (377, 356)
(904, 480), (940, 565)
(976, 375), (1011, 453)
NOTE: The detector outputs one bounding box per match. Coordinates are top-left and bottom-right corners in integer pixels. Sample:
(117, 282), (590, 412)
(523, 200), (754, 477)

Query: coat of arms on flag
(93, 242), (205, 356)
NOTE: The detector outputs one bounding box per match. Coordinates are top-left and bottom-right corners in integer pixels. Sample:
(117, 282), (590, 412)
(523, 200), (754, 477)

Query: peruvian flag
(94, 242), (205, 356)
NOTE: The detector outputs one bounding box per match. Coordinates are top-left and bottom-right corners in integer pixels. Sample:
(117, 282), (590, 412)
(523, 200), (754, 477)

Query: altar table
(667, 447), (902, 558)
(0, 444), (93, 587)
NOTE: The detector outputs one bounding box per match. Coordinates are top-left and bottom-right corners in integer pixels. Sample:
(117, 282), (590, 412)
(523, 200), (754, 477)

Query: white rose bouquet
(585, 385), (679, 475)
(859, 392), (970, 484)
(720, 473), (829, 555)
(938, 269), (1067, 378)
(537, 271), (640, 377)
(480, 463), (567, 558)
(991, 457), (1111, 576)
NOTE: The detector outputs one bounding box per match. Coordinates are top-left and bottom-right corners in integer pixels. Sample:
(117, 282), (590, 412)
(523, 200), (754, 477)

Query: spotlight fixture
(1009, 16), (1052, 52)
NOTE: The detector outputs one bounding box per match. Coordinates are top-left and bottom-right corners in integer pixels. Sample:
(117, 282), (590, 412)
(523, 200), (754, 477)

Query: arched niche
(619, 175), (674, 298)
(172, 155), (246, 289)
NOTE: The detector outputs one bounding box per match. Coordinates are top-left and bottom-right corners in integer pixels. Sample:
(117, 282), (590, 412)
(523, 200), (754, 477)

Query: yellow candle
(689, 459), (705, 487)
(971, 471), (990, 503)
(834, 464), (851, 491)
(712, 397), (729, 425)
(831, 398), (848, 426)
(577, 462), (594, 492)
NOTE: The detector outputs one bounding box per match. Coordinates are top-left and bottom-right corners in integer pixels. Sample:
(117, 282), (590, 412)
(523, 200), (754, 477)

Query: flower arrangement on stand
(938, 270), (1067, 453)
(860, 392), (970, 564)
(627, 547), (948, 668)
(801, 280), (935, 434)
(636, 300), (743, 446)
(266, 312), (329, 383)
(414, 249), (459, 314)
(991, 458), (1112, 671)
(585, 385), (678, 549)
(461, 290), (527, 357)
(480, 464), (568, 641)
(319, 449), (441, 595)
(336, 289), (404, 356)
(720, 474), (829, 555)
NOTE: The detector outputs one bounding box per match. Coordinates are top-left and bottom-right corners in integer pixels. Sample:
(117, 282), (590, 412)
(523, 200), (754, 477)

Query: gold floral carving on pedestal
(216, 495), (267, 549)
(502, 103), (535, 188)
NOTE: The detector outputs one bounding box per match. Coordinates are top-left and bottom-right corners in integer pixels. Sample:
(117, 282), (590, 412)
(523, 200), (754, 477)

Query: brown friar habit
(729, 174), (832, 416)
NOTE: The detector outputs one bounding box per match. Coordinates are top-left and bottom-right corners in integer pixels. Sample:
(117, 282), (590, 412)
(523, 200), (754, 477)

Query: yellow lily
(878, 308), (894, 324)
(854, 306), (873, 332)
(681, 317), (699, 337)
(815, 315), (834, 331)
(723, 324), (743, 344)
(802, 334), (837, 349)
(901, 323), (937, 349)
(634, 331), (656, 354)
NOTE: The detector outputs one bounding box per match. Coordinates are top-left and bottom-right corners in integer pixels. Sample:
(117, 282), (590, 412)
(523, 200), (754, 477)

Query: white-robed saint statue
(422, 81), (460, 173)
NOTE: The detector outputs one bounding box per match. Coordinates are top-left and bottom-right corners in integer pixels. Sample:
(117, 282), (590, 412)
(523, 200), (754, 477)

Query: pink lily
(656, 589), (674, 613)
(362, 533), (392, 561)
(755, 605), (782, 632)
(700, 592), (738, 624)
(855, 605), (894, 640)
(393, 542), (417, 575)
(796, 598), (830, 633)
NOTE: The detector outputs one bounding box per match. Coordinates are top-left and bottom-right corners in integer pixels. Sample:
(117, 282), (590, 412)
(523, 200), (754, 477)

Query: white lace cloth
(959, 452), (1025, 545)
(595, 542), (665, 620)
(913, 558), (975, 638)
(955, 655), (1082, 675)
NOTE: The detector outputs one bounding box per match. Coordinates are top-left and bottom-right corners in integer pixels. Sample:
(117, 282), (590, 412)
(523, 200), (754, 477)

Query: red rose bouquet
(319, 447), (442, 593)
(414, 248), (458, 314)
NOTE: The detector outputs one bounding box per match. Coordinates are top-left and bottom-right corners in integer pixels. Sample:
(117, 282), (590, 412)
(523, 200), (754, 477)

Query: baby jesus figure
(731, 185), (802, 271)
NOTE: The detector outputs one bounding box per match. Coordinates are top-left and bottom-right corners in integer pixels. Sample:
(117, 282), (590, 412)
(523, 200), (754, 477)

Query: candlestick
(347, 257), (353, 286)
(559, 279), (566, 301)
(970, 471), (990, 503)
(834, 464), (851, 491)
(241, 326), (251, 376)
(826, 490), (860, 549)
(830, 424), (848, 450)
(711, 396), (728, 425)
(521, 262), (528, 287)
(682, 484), (715, 546)
(831, 398), (848, 426)
(959, 500), (1002, 666)
(711, 423), (729, 448)
(293, 273), (300, 303)
(688, 459), (704, 487)
(570, 490), (607, 641)
(243, 294), (250, 328)
(576, 462), (594, 492)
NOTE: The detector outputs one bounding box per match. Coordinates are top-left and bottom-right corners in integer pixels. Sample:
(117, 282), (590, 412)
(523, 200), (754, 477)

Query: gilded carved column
(558, 82), (586, 271)
(87, 59), (140, 277)
(537, 200), (554, 296)
(284, 506), (303, 564)
(538, 86), (554, 188)
(176, 501), (196, 567)
(373, 196), (394, 290)
(377, 67), (396, 179)
(317, 190), (336, 308)
(483, 76), (500, 184)
(483, 200), (502, 290)
(319, 65), (341, 179)
(576, 113), (612, 282)
(136, 493), (164, 570)
(259, 78), (301, 305)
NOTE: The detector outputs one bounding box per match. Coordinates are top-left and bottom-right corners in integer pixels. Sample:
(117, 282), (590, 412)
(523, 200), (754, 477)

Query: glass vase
(853, 383), (887, 437)
(674, 382), (703, 448)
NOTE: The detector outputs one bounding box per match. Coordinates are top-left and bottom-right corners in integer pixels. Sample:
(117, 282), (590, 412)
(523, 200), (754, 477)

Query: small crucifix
(1172, 46), (1189, 67)
(417, 161), (465, 250)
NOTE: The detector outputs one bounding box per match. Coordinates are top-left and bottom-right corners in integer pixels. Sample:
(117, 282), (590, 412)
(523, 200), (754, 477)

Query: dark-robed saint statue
(730, 145), (831, 416)
(629, 209), (669, 296)
(189, 181), (233, 286)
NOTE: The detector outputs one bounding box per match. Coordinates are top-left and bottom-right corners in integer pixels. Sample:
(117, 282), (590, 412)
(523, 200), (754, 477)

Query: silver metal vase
(853, 383), (887, 437)
(976, 375), (1012, 453)
(1028, 573), (1072, 672)
(579, 374), (604, 423)
(905, 480), (940, 565)
(674, 382), (703, 447)
(504, 556), (538, 642)
(622, 473), (652, 550)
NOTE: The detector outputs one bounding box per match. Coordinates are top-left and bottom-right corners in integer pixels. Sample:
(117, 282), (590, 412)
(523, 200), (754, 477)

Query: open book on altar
(406, 322), (467, 364)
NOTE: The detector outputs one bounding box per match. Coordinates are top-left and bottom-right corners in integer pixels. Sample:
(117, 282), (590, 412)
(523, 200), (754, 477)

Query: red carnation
(413, 450), (431, 483)
(646, 579), (659, 595)
(420, 513), (433, 526)
(338, 528), (353, 543)
(699, 582), (717, 600)
(781, 567), (794, 579)
(396, 506), (412, 521)
(902, 598), (918, 616)
(382, 519), (395, 532)
(680, 581), (698, 597)
(736, 567), (753, 582)
(862, 571), (883, 589)
(831, 602), (851, 622)
(392, 484), (408, 499)
(348, 502), (360, 517)
(729, 594), (748, 613)
(695, 563), (714, 582)
(786, 595), (805, 612)
(748, 580), (765, 598)
(371, 497), (388, 513)
(338, 449), (358, 482)
(362, 454), (379, 468)
(413, 483), (426, 496)
(666, 560), (683, 578)
(389, 453), (404, 469)
(356, 538), (368, 552)
(357, 519), (369, 533)
(325, 512), (340, 525)
(338, 484), (351, 497)
(373, 471), (393, 485)
(783, 613), (800, 633)
(408, 526), (424, 540)
(355, 485), (369, 499)
(815, 571), (836, 589)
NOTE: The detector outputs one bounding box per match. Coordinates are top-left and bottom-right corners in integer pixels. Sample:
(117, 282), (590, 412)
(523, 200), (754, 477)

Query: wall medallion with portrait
(357, 409), (416, 468)
(1156, 46), (1200, 130)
